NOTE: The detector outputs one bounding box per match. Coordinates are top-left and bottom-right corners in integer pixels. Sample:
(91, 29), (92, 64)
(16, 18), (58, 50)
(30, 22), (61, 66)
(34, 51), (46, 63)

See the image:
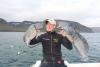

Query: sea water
(0, 32), (100, 67)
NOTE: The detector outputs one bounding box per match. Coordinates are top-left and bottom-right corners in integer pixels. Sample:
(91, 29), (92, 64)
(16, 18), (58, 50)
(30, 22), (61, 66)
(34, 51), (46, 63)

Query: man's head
(45, 19), (56, 32)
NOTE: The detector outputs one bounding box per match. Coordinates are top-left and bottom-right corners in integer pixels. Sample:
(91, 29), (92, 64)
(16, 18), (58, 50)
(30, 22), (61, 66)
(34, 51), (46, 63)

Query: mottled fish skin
(23, 25), (37, 45)
(56, 22), (89, 61)
(72, 32), (89, 61)
(23, 24), (45, 46)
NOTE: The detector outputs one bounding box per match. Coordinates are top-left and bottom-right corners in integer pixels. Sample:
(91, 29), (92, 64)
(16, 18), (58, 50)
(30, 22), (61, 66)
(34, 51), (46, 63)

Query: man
(29, 19), (73, 67)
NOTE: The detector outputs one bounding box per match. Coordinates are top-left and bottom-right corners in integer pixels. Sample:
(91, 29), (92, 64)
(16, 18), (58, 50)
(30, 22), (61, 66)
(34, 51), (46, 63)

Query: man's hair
(44, 19), (56, 25)
(45, 19), (49, 25)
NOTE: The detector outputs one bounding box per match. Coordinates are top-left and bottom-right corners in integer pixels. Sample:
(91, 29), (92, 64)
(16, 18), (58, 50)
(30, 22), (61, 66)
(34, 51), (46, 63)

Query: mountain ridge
(0, 18), (93, 32)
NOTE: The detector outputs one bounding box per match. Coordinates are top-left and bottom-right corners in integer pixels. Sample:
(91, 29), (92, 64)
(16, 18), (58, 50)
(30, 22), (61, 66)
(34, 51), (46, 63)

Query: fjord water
(0, 32), (100, 67)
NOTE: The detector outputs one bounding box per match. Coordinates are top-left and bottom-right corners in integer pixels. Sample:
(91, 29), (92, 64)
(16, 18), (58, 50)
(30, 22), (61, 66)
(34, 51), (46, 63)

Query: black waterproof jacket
(29, 31), (72, 61)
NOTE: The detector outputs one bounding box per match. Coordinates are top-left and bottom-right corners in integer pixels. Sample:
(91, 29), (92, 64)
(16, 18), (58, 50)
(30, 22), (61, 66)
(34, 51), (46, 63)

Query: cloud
(0, 0), (100, 27)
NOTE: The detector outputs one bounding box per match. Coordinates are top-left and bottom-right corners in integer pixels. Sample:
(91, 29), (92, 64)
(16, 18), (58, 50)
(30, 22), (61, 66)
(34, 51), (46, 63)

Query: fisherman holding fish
(29, 19), (73, 67)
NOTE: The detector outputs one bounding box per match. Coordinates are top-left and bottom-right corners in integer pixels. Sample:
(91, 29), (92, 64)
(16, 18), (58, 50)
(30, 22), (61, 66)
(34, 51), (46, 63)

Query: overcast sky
(0, 0), (100, 27)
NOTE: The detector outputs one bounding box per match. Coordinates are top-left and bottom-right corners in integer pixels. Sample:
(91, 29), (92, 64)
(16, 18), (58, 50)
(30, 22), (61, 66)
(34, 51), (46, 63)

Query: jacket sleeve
(29, 35), (42, 45)
(61, 36), (73, 50)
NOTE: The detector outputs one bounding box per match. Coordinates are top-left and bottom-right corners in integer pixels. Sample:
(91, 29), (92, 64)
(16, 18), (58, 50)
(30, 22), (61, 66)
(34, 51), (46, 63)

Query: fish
(57, 22), (89, 61)
(23, 22), (45, 47)
(23, 25), (37, 46)
(23, 21), (89, 61)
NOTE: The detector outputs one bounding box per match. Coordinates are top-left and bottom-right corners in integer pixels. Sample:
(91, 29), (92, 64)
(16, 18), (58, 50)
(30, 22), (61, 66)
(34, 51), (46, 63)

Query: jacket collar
(47, 31), (56, 34)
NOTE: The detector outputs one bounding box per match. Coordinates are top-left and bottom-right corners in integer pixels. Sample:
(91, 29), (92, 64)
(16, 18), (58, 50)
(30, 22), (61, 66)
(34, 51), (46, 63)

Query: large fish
(23, 22), (45, 47)
(23, 25), (37, 45)
(56, 21), (89, 61)
(23, 21), (89, 61)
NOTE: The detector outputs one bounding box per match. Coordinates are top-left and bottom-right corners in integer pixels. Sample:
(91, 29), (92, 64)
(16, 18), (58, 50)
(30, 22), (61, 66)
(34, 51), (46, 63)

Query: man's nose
(48, 25), (51, 29)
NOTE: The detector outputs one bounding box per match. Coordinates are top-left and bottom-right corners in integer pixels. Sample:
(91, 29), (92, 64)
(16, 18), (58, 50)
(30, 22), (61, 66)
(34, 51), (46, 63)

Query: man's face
(46, 22), (56, 32)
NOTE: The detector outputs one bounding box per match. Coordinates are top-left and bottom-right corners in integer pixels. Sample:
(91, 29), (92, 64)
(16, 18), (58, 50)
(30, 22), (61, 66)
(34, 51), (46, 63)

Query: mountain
(0, 18), (7, 23)
(0, 18), (93, 32)
(90, 27), (100, 32)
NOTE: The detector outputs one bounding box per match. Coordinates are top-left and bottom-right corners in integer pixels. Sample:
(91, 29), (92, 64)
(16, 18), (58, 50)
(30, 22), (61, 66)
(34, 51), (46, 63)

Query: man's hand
(59, 29), (74, 43)
(59, 29), (69, 37)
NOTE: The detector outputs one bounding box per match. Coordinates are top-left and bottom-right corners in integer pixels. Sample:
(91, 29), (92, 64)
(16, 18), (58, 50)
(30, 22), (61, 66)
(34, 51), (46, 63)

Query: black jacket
(29, 31), (72, 61)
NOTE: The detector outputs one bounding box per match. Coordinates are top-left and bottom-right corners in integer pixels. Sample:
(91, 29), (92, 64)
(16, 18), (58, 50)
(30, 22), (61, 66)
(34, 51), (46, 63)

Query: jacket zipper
(51, 34), (54, 62)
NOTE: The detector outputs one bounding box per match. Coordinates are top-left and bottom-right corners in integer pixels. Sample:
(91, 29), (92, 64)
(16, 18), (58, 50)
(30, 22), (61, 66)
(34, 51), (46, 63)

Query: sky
(0, 0), (100, 27)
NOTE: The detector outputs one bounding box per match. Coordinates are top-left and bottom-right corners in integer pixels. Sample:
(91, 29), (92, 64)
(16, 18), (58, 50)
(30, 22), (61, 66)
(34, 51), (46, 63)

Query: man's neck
(47, 31), (56, 34)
